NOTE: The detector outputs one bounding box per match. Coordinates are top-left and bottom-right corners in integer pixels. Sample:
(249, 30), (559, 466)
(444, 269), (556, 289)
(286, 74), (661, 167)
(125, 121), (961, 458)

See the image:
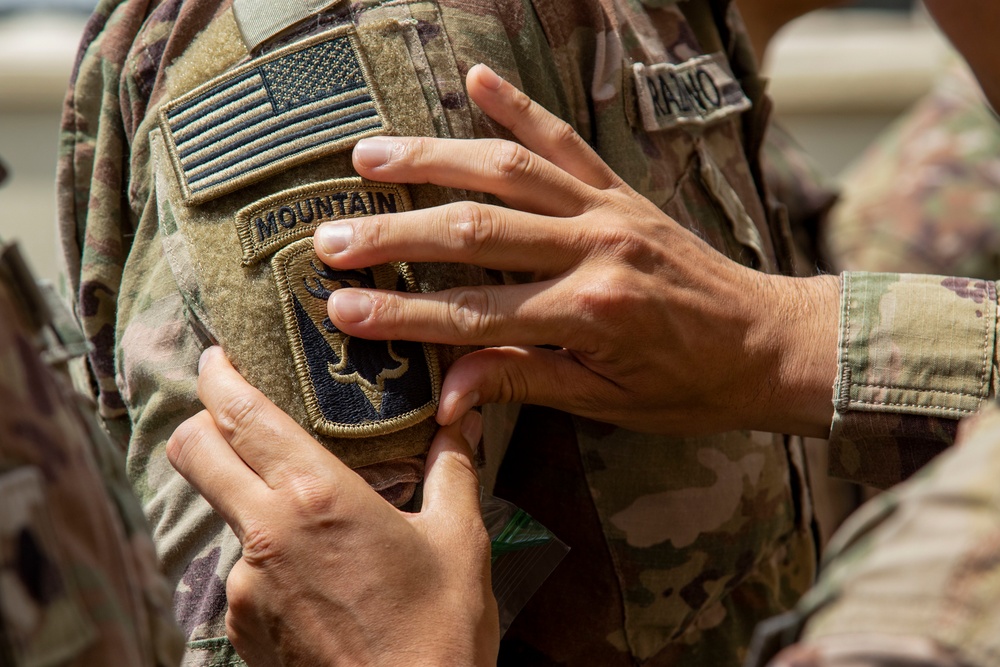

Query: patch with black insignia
(632, 53), (751, 132)
(160, 26), (388, 205)
(273, 239), (440, 437)
(235, 178), (411, 266)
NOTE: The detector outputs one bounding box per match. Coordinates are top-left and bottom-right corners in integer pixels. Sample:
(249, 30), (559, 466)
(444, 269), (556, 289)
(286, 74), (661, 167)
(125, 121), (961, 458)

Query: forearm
(769, 402), (1000, 667)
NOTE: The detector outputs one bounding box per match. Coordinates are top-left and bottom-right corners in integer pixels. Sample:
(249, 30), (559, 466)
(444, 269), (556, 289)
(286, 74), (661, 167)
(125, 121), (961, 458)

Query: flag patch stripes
(160, 27), (388, 205)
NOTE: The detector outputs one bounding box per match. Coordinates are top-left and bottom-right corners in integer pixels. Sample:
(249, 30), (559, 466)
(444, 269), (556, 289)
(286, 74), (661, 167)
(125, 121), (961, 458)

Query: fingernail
(449, 390), (480, 424)
(316, 223), (353, 255)
(353, 138), (395, 169)
(476, 64), (502, 90)
(330, 291), (372, 323)
(460, 411), (483, 448)
(198, 346), (218, 374)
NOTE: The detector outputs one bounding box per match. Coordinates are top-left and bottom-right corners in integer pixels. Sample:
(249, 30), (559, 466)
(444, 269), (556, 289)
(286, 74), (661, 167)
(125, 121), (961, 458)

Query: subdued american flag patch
(160, 27), (388, 205)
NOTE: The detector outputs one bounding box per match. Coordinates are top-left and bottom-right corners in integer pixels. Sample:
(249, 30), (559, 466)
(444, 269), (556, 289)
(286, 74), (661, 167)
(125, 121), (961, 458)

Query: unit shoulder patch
(235, 179), (411, 266)
(273, 239), (440, 437)
(632, 53), (751, 132)
(160, 26), (388, 205)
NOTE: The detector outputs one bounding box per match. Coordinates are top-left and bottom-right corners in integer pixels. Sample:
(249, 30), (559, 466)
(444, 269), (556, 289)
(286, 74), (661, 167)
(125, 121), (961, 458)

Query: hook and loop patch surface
(160, 26), (389, 205)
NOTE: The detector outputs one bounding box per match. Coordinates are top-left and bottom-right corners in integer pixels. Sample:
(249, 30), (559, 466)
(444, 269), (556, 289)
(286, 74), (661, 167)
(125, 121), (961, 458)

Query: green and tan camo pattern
(815, 62), (1000, 490)
(825, 63), (1000, 280)
(765, 401), (1000, 667)
(55, 0), (835, 664)
(0, 242), (183, 667)
(830, 271), (1000, 489)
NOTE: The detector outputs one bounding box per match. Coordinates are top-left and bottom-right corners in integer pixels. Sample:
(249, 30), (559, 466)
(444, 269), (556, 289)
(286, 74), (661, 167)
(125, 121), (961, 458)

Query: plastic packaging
(481, 492), (569, 636)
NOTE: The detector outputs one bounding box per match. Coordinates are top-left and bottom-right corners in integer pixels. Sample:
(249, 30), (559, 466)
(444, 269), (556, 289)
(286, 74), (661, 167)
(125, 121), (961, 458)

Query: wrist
(741, 272), (841, 437)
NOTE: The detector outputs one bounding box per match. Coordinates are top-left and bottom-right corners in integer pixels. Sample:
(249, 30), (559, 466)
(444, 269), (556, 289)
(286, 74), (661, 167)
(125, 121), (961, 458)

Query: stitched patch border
(273, 238), (440, 438)
(632, 53), (751, 132)
(235, 178), (412, 266)
(159, 26), (390, 205)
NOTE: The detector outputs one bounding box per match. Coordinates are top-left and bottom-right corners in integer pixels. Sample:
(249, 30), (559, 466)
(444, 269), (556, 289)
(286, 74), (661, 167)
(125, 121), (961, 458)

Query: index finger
(465, 64), (622, 190)
(195, 346), (353, 490)
(167, 410), (268, 541)
(352, 134), (595, 218)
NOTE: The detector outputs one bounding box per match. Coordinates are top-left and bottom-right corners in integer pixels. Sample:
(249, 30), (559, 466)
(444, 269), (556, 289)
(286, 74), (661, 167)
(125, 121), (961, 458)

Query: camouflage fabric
(761, 122), (838, 277)
(830, 271), (999, 489)
(824, 63), (1000, 280)
(761, 400), (1000, 667)
(58, 0), (817, 665)
(817, 62), (1000, 488)
(0, 240), (184, 666)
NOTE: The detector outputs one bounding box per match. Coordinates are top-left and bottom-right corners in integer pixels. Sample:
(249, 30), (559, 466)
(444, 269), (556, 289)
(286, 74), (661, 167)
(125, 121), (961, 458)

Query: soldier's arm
(168, 347), (498, 667)
(317, 65), (1000, 488)
(757, 401), (1000, 667)
(320, 63), (843, 438)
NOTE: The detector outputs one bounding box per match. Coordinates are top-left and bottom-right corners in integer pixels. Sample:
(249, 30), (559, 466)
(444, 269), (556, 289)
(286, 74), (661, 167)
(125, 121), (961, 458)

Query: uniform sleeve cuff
(827, 272), (997, 487)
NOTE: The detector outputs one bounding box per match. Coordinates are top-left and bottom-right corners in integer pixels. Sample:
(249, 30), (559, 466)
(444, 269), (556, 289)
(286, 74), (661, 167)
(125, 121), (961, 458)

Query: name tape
(632, 53), (751, 132)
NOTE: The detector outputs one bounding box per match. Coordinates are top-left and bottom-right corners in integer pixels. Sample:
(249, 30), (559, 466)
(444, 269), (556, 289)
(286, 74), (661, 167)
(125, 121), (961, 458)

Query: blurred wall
(0, 12), (84, 284)
(766, 8), (951, 179)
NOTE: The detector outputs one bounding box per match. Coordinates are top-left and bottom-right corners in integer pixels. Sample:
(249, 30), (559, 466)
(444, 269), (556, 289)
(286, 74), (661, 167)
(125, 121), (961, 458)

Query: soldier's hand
(167, 347), (499, 667)
(314, 64), (839, 437)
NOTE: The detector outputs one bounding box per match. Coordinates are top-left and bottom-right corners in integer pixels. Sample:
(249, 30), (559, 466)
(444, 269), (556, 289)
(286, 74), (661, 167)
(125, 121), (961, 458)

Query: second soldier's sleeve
(828, 271), (1000, 488)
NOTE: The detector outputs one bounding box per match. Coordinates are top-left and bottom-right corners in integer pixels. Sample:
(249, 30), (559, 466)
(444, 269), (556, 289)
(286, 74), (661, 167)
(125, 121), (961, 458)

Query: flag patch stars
(160, 27), (388, 205)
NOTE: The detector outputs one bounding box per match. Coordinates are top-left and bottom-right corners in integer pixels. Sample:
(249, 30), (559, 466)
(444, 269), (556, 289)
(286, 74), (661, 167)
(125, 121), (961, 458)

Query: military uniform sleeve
(828, 271), (1000, 488)
(0, 242), (184, 667)
(74, 3), (532, 664)
(765, 401), (1000, 667)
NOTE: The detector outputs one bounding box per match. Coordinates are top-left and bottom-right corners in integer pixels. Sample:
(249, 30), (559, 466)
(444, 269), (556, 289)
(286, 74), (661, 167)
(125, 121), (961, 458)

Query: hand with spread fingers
(167, 346), (499, 667)
(315, 64), (841, 438)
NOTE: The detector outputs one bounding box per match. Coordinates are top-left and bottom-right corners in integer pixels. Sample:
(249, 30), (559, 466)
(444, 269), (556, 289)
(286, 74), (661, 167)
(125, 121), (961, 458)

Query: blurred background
(0, 0), (951, 284)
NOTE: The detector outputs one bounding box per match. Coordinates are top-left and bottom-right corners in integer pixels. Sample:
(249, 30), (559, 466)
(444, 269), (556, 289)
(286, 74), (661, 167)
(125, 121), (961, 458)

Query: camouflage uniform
(775, 400), (1000, 667)
(738, 269), (1000, 667)
(819, 61), (1000, 489)
(58, 0), (819, 665)
(0, 240), (184, 666)
(762, 122), (838, 277)
(824, 63), (1000, 280)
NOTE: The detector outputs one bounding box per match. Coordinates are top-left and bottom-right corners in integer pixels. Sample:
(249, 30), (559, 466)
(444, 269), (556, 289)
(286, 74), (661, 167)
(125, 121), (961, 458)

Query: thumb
(420, 412), (483, 519)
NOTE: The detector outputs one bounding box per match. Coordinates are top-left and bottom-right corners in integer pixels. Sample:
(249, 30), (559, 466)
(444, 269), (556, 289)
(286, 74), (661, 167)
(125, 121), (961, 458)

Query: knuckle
(574, 276), (630, 323)
(490, 363), (529, 406)
(595, 226), (648, 263)
(239, 519), (283, 569)
(447, 288), (494, 338)
(551, 117), (584, 152)
(448, 203), (496, 255)
(225, 566), (253, 615)
(510, 87), (534, 119)
(365, 291), (399, 329)
(356, 214), (390, 251)
(214, 393), (263, 441)
(285, 474), (336, 517)
(489, 140), (534, 183)
(405, 136), (432, 167)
